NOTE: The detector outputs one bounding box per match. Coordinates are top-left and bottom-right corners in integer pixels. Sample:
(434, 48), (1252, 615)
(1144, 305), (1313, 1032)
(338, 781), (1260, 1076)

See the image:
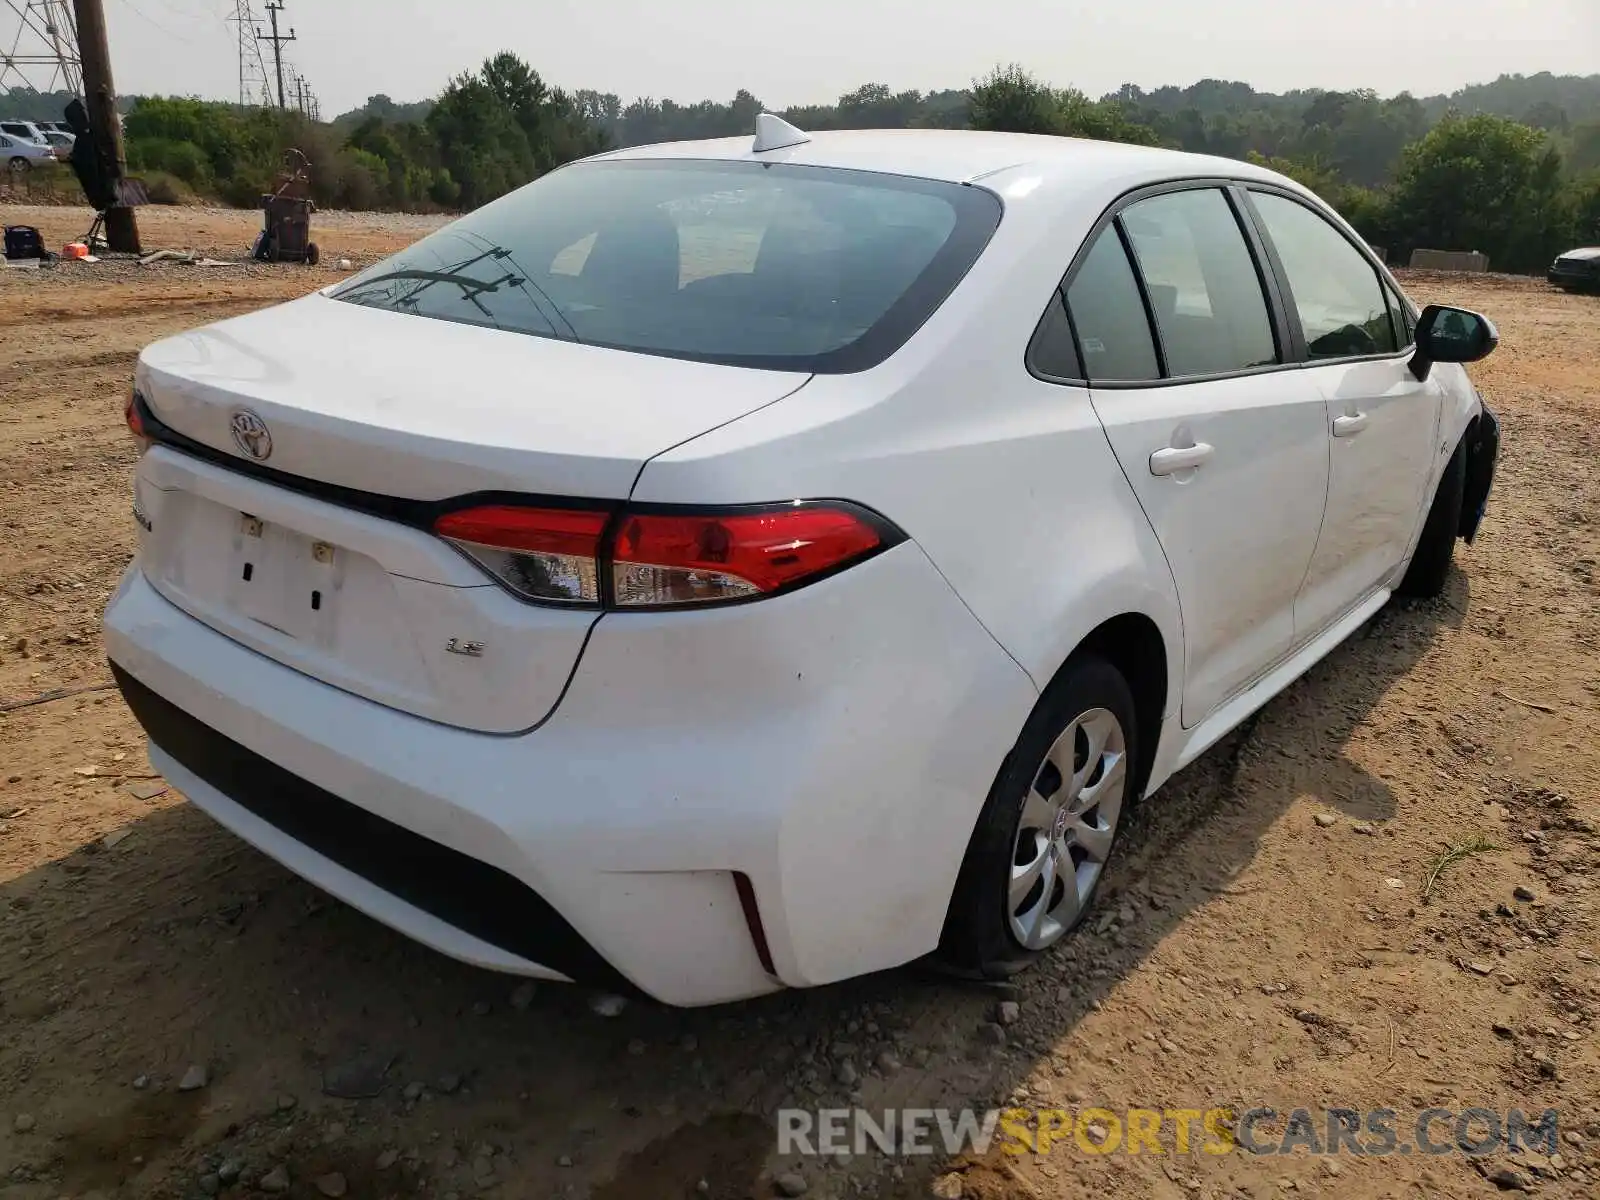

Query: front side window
(1064, 226), (1160, 382)
(1385, 285), (1414, 349)
(1250, 191), (1398, 359)
(331, 159), (1001, 373)
(1119, 188), (1278, 377)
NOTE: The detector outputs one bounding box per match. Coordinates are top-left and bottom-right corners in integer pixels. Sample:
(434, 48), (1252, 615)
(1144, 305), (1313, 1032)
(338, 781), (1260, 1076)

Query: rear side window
(1120, 188), (1278, 377)
(1064, 227), (1160, 382)
(1249, 191), (1398, 359)
(331, 159), (1001, 373)
(1028, 293), (1083, 379)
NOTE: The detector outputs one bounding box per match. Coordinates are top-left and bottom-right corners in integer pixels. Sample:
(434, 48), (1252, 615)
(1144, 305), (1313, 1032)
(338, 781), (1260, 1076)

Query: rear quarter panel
(632, 171), (1185, 720)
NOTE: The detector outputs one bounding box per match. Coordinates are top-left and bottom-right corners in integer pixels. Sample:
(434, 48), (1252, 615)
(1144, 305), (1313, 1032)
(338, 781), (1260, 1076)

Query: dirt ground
(1, 205), (1597, 1200)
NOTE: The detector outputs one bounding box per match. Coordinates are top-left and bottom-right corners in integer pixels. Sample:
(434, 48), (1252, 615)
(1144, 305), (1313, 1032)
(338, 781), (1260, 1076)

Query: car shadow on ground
(0, 574), (1467, 1200)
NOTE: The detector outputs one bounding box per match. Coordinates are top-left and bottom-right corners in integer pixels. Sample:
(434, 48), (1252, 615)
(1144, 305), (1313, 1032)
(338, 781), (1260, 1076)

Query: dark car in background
(1548, 247), (1600, 293)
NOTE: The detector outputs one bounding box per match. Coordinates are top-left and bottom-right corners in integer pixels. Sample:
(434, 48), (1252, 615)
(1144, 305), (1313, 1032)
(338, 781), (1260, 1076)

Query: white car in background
(105, 118), (1500, 1006)
(1, 131), (58, 170)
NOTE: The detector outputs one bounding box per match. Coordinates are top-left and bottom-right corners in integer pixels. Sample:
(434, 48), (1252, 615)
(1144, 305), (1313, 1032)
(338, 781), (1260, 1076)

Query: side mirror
(1409, 304), (1499, 381)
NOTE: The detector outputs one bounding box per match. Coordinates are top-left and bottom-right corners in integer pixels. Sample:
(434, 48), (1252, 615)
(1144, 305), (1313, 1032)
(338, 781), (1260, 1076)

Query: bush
(127, 136), (212, 188)
(140, 170), (198, 206)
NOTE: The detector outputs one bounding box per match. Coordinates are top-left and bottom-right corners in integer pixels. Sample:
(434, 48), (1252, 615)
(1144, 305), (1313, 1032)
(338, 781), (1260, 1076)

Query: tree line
(6, 63), (1598, 271)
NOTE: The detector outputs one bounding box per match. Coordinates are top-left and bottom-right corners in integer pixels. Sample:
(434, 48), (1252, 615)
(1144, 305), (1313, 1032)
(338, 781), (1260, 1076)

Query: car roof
(593, 127), (1287, 192)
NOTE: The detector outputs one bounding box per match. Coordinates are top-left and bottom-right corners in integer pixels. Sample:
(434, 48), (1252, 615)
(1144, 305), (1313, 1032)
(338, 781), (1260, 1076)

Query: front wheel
(8, 156), (29, 172)
(938, 655), (1138, 978)
(1397, 434), (1467, 598)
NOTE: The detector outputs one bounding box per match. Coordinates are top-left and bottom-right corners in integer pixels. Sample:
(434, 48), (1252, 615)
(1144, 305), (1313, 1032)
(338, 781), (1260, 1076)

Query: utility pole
(71, 0), (138, 252)
(256, 0), (293, 109)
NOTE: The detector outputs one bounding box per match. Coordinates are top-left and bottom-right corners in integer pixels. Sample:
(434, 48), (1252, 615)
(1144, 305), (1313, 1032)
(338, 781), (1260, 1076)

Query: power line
(111, 0), (198, 45)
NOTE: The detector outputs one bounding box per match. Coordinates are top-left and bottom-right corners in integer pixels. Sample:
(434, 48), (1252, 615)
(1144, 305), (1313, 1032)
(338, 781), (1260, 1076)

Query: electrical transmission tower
(227, 0), (272, 108)
(1, 0), (81, 96)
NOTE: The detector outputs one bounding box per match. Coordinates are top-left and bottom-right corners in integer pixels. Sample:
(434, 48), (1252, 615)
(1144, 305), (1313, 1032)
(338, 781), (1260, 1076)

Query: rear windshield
(331, 159), (1001, 373)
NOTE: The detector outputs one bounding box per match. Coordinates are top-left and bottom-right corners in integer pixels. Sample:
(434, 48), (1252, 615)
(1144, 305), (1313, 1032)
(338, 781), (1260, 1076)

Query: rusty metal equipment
(252, 148), (320, 265)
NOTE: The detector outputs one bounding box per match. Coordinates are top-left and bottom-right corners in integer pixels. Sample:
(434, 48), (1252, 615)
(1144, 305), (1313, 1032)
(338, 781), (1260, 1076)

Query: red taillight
(125, 391), (151, 452)
(611, 506), (882, 607)
(432, 502), (891, 609)
(434, 506), (608, 604)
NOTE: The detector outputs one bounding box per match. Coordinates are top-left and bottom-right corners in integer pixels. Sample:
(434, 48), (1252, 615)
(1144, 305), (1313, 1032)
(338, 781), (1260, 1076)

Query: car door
(1241, 189), (1444, 638)
(1066, 184), (1330, 726)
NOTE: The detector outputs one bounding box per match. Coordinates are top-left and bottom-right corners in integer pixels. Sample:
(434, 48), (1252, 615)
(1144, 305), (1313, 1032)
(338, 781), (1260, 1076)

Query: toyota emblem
(229, 409), (273, 461)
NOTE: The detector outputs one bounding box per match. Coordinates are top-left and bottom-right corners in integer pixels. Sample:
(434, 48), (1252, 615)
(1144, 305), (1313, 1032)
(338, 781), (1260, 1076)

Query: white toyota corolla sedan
(106, 118), (1501, 1006)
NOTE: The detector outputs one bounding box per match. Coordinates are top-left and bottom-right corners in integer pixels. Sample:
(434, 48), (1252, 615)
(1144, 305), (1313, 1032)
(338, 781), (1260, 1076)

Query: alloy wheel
(1006, 706), (1127, 951)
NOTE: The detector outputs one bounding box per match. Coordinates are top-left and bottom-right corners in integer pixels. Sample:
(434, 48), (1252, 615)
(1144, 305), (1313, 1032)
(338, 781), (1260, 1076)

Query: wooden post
(72, 0), (140, 253)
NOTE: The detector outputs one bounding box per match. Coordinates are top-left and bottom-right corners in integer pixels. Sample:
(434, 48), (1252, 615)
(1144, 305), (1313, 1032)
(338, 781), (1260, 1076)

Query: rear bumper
(104, 544), (1035, 1006)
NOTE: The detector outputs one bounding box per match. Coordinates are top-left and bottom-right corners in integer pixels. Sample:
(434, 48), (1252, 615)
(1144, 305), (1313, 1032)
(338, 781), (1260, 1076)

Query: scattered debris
(322, 1050), (395, 1099)
(314, 1171), (348, 1198)
(259, 1165), (291, 1193)
(1421, 833), (1495, 902)
(1497, 689), (1557, 714)
(509, 982), (536, 1011)
(0, 681), (118, 713)
(1484, 1165), (1531, 1191)
(1513, 885), (1537, 902)
(138, 249), (246, 268)
(589, 992), (627, 1018)
(773, 1171), (809, 1197)
(177, 1064), (208, 1091)
(1314, 812), (1338, 827)
(13, 1113), (35, 1133)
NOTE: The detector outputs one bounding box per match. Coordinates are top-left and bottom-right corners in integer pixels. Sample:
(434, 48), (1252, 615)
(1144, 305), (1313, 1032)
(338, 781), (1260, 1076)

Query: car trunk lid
(131, 295), (809, 732)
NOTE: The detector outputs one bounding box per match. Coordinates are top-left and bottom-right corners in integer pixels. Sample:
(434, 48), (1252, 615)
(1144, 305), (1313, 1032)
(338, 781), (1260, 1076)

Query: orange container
(61, 242), (90, 260)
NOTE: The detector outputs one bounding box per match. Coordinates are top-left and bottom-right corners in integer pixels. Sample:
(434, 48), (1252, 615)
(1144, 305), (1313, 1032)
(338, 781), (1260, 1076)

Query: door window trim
(1235, 183), (1419, 365)
(1026, 176), (1297, 389)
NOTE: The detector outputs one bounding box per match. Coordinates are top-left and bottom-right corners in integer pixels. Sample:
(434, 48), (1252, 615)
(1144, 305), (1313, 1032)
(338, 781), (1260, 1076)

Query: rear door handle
(1149, 442), (1215, 476)
(1332, 412), (1369, 437)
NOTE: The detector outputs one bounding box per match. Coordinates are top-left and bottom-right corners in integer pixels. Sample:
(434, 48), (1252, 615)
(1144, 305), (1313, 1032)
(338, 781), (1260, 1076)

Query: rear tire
(305, 242), (320, 266)
(938, 655), (1138, 979)
(8, 156), (28, 172)
(1398, 434), (1467, 599)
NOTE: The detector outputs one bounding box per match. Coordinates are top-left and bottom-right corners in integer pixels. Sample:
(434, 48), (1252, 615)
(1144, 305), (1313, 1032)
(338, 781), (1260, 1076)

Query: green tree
(1386, 113), (1569, 270)
(969, 65), (1059, 135)
(969, 65), (1160, 145)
